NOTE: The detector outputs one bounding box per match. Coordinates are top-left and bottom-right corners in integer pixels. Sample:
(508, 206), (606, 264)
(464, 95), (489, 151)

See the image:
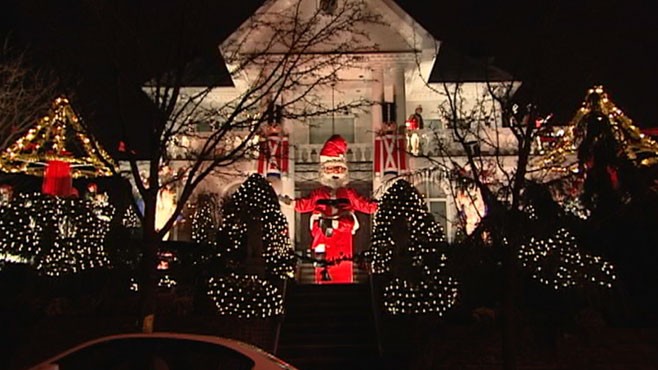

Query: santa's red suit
(293, 135), (378, 283)
(295, 186), (377, 283)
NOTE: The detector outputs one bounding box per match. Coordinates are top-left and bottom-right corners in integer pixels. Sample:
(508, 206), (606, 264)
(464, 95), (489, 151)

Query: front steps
(276, 282), (381, 370)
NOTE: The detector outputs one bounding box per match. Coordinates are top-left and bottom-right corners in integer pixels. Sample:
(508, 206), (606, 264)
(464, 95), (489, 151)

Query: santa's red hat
(320, 134), (348, 166)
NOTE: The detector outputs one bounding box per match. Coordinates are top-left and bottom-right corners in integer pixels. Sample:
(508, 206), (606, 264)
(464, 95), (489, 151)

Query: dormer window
(319, 0), (337, 15)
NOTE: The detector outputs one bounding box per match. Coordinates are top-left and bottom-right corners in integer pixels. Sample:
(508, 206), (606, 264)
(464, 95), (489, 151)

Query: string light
(207, 273), (284, 319)
(518, 227), (616, 289)
(122, 206), (141, 228)
(159, 275), (177, 289)
(531, 86), (658, 211)
(571, 86), (658, 168)
(191, 193), (220, 246)
(0, 192), (115, 276)
(562, 198), (590, 220)
(384, 277), (459, 316)
(0, 96), (118, 178)
(216, 174), (295, 279)
(206, 174), (294, 318)
(370, 178), (458, 315)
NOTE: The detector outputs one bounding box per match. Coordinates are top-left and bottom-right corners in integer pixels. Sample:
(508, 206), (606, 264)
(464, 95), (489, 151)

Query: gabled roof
(170, 49), (234, 88)
(219, 0), (439, 91)
(176, 0), (514, 88)
(0, 96), (118, 178)
(429, 44), (513, 83)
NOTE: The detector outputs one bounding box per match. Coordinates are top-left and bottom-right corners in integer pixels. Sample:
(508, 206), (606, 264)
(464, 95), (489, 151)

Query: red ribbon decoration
(42, 160), (75, 197)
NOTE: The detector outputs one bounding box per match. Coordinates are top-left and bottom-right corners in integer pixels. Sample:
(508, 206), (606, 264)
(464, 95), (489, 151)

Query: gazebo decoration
(0, 96), (117, 275)
(0, 96), (118, 185)
(571, 86), (658, 168)
(533, 86), (658, 176)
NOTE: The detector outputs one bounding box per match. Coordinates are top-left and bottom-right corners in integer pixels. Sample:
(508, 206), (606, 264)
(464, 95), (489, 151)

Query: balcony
(166, 131), (259, 160)
(168, 127), (522, 163)
(294, 142), (372, 163)
(418, 127), (519, 157)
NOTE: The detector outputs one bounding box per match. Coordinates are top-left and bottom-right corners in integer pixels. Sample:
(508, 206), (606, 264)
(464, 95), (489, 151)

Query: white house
(143, 0), (522, 249)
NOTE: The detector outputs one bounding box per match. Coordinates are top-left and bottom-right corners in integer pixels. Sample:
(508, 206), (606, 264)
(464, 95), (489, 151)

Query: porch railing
(294, 142), (372, 163)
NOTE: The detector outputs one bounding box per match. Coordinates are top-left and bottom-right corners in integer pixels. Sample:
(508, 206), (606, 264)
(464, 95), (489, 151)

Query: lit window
(416, 181), (448, 236)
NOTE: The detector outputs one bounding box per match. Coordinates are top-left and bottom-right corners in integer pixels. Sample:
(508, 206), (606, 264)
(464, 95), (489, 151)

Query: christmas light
(159, 275), (177, 289)
(122, 205), (141, 228)
(0, 96), (118, 178)
(191, 193), (220, 246)
(204, 175), (294, 318)
(207, 273), (284, 319)
(531, 85), (658, 207)
(216, 174), (295, 279)
(518, 227), (616, 289)
(562, 198), (590, 220)
(384, 277), (459, 316)
(370, 178), (458, 315)
(0, 192), (114, 276)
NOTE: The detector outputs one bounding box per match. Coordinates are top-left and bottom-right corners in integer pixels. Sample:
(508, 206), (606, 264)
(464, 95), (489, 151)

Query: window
(416, 181), (449, 237)
(308, 117), (354, 144)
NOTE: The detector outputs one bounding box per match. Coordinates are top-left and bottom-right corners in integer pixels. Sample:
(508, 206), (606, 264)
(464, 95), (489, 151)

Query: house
(135, 0), (521, 249)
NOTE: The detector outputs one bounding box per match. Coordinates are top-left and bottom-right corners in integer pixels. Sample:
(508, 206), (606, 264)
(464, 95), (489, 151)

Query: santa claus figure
(289, 135), (378, 283)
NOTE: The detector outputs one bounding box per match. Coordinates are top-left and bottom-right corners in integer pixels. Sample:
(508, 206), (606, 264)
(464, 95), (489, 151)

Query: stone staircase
(276, 281), (381, 370)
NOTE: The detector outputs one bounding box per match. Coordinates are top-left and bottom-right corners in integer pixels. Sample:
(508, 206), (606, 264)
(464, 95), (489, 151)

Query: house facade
(144, 0), (521, 249)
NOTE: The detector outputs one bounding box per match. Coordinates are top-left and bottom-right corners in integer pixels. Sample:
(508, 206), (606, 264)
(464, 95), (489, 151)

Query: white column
(371, 64), (384, 192)
(393, 66), (406, 129)
(393, 66), (409, 175)
(279, 91), (296, 249)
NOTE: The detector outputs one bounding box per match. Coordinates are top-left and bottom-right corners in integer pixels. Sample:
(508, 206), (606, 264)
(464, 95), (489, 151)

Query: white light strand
(518, 227), (616, 289)
(371, 179), (458, 315)
(0, 192), (114, 276)
(215, 174), (295, 279)
(207, 273), (284, 319)
(206, 175), (294, 318)
(191, 194), (219, 246)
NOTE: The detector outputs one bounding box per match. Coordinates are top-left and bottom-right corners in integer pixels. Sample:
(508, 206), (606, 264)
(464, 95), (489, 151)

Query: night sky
(1, 0), (656, 140)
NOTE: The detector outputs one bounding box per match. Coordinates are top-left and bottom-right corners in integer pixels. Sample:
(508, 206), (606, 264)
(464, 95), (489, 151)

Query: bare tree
(421, 74), (536, 370)
(394, 22), (579, 367)
(86, 0), (382, 332)
(406, 48), (617, 368)
(0, 37), (61, 150)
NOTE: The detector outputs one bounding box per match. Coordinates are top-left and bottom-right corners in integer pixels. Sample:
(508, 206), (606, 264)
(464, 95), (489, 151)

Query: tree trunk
(501, 241), (518, 370)
(140, 191), (159, 333)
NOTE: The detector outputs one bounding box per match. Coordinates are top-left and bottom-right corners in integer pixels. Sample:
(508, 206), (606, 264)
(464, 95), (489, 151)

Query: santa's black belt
(315, 198), (349, 207)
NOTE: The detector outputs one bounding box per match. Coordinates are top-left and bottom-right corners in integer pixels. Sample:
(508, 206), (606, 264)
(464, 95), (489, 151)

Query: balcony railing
(166, 131), (259, 160)
(168, 127), (523, 162)
(417, 128), (519, 157)
(294, 142), (372, 163)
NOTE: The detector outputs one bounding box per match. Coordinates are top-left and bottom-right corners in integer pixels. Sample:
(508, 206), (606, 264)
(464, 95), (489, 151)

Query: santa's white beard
(319, 171), (349, 189)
